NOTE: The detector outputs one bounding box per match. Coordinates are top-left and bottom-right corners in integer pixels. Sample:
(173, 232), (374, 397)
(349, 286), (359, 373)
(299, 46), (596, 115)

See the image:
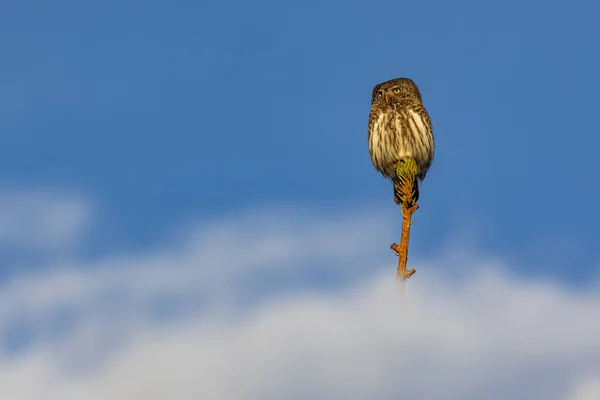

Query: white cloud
(569, 377), (600, 400)
(0, 188), (89, 252)
(0, 200), (598, 400)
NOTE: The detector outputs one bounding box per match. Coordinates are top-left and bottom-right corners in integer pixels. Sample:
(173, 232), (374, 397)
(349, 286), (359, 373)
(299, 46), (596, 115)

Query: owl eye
(393, 88), (401, 94)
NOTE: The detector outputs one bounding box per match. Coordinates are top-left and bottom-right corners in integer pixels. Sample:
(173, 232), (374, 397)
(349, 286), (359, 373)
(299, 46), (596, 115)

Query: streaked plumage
(367, 78), (435, 204)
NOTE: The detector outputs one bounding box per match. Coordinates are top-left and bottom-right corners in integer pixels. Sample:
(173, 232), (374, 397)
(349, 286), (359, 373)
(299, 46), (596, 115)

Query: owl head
(371, 78), (422, 104)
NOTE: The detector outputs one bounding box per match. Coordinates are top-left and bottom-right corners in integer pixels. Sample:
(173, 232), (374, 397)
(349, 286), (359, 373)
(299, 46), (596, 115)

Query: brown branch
(390, 159), (420, 296)
(390, 203), (418, 294)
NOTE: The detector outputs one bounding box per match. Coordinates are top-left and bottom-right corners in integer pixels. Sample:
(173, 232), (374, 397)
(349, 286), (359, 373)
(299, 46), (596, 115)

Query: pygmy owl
(367, 78), (435, 204)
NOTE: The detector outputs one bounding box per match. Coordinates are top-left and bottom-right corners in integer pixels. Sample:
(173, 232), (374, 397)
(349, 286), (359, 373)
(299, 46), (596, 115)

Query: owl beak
(385, 93), (391, 103)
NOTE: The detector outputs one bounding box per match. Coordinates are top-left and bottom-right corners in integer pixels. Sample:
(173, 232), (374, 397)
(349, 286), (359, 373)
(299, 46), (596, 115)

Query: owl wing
(367, 103), (382, 140)
(393, 100), (433, 137)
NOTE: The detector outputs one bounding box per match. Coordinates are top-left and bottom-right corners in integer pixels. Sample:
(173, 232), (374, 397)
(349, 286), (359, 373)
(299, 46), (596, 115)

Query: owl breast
(368, 104), (434, 180)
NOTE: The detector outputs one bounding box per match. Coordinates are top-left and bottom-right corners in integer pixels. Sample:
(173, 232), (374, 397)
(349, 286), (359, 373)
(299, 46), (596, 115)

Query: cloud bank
(0, 191), (598, 400)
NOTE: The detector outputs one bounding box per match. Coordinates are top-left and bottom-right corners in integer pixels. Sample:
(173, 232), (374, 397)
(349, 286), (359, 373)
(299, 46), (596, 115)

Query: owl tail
(393, 179), (419, 206)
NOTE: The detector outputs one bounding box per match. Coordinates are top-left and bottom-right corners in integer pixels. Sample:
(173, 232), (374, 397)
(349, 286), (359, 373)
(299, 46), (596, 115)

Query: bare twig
(391, 203), (418, 294)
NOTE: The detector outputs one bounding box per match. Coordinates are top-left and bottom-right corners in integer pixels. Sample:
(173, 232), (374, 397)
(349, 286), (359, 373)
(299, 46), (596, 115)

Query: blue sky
(2, 0), (600, 277)
(1, 1), (600, 398)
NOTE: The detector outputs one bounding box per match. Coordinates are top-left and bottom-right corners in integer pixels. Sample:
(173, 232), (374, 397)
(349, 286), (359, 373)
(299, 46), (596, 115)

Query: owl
(367, 78), (435, 205)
